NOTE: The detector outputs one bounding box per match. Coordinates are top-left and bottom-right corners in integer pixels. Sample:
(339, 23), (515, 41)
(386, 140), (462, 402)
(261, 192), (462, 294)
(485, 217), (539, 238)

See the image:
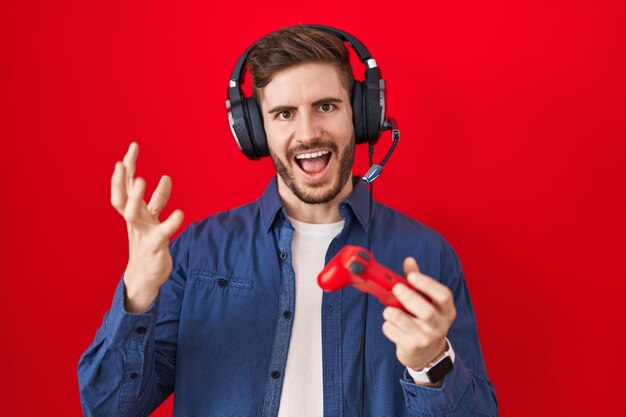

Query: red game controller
(318, 245), (413, 313)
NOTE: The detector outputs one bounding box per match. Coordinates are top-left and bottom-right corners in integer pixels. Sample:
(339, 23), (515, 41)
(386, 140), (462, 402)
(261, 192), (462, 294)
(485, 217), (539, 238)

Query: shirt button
(271, 371), (281, 379)
(217, 278), (227, 287)
(130, 372), (139, 379)
(280, 252), (288, 260)
(136, 327), (147, 334)
(283, 310), (292, 319)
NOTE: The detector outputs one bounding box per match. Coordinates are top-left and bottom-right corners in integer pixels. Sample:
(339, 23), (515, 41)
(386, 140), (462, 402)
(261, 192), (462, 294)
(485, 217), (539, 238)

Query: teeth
(295, 150), (330, 160)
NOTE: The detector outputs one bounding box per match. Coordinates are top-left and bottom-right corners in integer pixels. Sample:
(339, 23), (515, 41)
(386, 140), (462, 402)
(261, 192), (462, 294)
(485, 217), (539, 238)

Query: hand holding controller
(318, 245), (418, 314)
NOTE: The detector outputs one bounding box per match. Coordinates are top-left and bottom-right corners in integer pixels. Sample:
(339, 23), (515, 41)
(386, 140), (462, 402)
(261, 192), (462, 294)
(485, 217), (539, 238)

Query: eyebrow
(267, 97), (343, 114)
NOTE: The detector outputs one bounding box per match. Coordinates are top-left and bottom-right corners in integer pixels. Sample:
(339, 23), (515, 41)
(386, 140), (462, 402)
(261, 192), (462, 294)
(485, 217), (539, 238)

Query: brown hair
(246, 25), (354, 102)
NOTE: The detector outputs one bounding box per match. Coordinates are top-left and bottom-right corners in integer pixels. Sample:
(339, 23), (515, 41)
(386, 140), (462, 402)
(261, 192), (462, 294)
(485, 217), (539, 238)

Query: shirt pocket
(188, 269), (254, 297)
(180, 270), (258, 352)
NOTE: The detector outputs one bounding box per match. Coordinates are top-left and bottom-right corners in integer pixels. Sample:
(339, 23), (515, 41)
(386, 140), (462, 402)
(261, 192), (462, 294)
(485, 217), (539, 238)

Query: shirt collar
(259, 176), (371, 233)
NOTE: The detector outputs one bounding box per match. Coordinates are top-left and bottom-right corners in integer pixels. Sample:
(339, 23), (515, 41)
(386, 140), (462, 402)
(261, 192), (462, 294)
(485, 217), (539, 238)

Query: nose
(294, 111), (322, 144)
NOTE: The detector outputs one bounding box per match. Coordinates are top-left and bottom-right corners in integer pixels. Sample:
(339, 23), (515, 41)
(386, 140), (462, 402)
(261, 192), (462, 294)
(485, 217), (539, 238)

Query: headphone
(226, 24), (393, 161)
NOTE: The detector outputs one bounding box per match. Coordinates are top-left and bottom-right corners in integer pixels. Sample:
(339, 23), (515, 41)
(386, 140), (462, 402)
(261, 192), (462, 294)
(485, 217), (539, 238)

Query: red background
(1, 0), (625, 416)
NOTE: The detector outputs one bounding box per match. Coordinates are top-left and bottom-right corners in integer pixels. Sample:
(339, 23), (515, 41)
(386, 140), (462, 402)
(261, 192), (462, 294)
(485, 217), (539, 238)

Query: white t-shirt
(277, 217), (344, 417)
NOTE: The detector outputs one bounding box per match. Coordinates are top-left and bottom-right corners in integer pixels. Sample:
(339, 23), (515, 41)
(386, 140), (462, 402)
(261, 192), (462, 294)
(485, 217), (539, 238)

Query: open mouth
(295, 150), (332, 175)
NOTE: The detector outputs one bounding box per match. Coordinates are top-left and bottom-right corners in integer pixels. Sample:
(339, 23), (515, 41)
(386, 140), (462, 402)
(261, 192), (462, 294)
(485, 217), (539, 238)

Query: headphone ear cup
(363, 79), (384, 144)
(228, 93), (257, 159)
(244, 97), (269, 158)
(351, 82), (367, 144)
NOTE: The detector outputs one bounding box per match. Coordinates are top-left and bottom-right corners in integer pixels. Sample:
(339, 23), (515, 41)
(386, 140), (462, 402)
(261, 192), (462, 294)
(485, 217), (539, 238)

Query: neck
(277, 176), (353, 224)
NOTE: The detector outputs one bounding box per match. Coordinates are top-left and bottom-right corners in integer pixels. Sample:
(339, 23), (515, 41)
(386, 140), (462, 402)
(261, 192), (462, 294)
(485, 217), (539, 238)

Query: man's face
(259, 63), (355, 205)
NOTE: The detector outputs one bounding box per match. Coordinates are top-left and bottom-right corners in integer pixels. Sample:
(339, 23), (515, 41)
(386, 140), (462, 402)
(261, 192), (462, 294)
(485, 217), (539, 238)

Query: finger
(159, 209), (184, 238)
(383, 306), (426, 334)
(381, 320), (405, 345)
(122, 142), (139, 194)
(403, 256), (420, 277)
(147, 175), (172, 216)
(382, 319), (428, 349)
(406, 272), (455, 316)
(392, 283), (442, 327)
(124, 177), (147, 222)
(111, 161), (128, 215)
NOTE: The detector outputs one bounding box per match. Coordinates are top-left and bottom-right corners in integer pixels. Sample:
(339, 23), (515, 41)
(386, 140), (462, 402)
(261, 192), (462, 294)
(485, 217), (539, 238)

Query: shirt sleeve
(398, 241), (499, 416)
(77, 225), (192, 417)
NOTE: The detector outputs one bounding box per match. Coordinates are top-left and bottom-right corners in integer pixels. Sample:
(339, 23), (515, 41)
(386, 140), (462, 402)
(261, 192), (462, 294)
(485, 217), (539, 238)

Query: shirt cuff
(399, 353), (472, 415)
(104, 278), (159, 349)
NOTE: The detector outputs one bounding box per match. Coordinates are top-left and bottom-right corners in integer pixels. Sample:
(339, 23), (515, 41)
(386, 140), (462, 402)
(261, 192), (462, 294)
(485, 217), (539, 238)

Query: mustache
(286, 140), (339, 161)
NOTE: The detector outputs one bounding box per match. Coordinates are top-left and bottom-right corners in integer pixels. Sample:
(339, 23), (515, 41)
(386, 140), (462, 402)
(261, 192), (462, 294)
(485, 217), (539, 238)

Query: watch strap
(407, 337), (455, 384)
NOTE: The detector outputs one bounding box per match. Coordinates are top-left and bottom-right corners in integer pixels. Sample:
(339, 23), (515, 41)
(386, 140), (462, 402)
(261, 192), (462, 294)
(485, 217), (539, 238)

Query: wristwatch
(407, 337), (455, 384)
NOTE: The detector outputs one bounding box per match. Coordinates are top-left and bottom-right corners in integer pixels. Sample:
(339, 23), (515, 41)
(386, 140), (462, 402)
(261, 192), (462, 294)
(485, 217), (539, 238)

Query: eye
(278, 110), (293, 120)
(319, 103), (336, 113)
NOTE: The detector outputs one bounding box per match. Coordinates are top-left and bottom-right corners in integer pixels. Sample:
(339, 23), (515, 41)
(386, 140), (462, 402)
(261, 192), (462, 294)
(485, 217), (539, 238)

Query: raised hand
(110, 142), (184, 312)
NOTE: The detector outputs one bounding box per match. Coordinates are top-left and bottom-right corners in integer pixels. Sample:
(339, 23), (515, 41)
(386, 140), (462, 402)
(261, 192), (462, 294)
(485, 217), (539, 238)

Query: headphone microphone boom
(362, 117), (400, 184)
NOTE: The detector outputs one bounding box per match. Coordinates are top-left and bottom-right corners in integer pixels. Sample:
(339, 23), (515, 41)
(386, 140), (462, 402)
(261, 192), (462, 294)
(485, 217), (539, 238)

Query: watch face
(427, 356), (454, 383)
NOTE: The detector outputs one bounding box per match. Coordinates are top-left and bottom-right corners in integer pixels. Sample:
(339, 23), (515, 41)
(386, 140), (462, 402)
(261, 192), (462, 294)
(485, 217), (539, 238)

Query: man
(78, 25), (498, 416)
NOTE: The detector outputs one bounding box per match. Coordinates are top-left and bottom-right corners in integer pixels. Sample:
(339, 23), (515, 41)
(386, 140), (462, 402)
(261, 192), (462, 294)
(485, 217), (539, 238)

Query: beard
(270, 137), (355, 205)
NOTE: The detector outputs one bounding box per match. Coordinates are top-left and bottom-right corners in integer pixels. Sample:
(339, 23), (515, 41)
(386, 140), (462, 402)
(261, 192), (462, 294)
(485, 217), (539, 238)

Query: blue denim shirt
(78, 177), (497, 417)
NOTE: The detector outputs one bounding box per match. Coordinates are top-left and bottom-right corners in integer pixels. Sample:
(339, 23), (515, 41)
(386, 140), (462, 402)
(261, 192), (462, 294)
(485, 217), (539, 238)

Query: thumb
(403, 256), (420, 277)
(160, 209), (184, 238)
